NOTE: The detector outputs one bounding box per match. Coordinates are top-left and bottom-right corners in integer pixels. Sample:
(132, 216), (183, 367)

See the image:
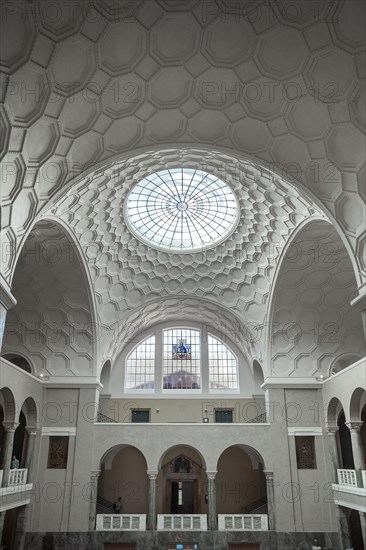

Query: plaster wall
(106, 398), (263, 423)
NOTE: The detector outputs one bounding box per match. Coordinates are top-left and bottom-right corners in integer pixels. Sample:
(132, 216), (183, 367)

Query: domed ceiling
(1, 0), (365, 378)
(1, 0), (365, 283)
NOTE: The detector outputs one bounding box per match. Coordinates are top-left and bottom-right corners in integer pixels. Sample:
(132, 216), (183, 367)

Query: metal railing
(96, 514), (146, 530)
(218, 514), (268, 531)
(96, 412), (117, 423)
(245, 412), (267, 423)
(157, 514), (207, 531)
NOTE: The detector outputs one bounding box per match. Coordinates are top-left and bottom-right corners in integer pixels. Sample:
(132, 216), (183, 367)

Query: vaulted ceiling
(1, 0), (365, 377)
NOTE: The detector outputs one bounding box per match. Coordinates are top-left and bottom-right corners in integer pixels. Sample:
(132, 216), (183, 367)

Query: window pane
(163, 328), (201, 389)
(131, 410), (150, 423)
(126, 168), (238, 252)
(208, 335), (238, 390)
(125, 336), (155, 390)
(215, 410), (233, 423)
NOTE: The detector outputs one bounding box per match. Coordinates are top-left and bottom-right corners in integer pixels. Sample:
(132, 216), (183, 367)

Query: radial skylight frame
(125, 168), (239, 252)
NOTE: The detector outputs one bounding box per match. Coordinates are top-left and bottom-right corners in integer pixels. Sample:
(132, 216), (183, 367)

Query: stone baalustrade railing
(96, 514), (146, 530)
(337, 468), (366, 488)
(157, 514), (207, 531)
(0, 469), (28, 486)
(218, 514), (268, 531)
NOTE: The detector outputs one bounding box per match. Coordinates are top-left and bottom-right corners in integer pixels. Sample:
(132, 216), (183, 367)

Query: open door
(171, 480), (194, 513)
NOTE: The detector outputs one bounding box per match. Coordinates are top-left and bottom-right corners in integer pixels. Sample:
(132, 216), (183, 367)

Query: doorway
(171, 480), (194, 513)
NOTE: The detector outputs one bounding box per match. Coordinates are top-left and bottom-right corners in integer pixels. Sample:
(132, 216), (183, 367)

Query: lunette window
(124, 328), (239, 392)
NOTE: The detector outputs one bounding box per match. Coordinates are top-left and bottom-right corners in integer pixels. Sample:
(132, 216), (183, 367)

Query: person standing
(11, 455), (19, 469)
(113, 497), (122, 513)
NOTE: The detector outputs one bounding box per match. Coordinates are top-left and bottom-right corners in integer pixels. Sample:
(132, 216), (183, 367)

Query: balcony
(96, 514), (146, 531)
(0, 469), (33, 513)
(157, 514), (207, 531)
(332, 469), (366, 513)
(337, 468), (365, 488)
(0, 469), (28, 486)
(218, 514), (268, 531)
(96, 514), (269, 532)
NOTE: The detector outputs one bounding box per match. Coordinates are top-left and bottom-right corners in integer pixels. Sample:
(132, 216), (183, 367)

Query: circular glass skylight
(125, 168), (239, 252)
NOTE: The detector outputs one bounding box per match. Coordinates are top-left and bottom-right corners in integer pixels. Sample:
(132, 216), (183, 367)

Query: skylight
(125, 168), (238, 252)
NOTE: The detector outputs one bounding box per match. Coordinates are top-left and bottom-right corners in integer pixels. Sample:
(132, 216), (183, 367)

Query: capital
(2, 421), (19, 432)
(26, 427), (37, 436)
(326, 425), (339, 435)
(147, 470), (158, 480)
(90, 470), (101, 481)
(346, 421), (363, 432)
(206, 471), (217, 481)
(263, 470), (274, 481)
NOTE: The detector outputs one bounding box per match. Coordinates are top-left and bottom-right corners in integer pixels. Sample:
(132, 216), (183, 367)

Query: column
(147, 470), (158, 530)
(12, 506), (29, 550)
(264, 470), (275, 530)
(337, 506), (351, 550)
(350, 289), (366, 339)
(345, 421), (364, 485)
(359, 511), (366, 550)
(1, 421), (19, 487)
(0, 277), (17, 350)
(0, 511), (5, 546)
(24, 428), (37, 483)
(327, 426), (340, 480)
(206, 471), (217, 531)
(88, 470), (101, 530)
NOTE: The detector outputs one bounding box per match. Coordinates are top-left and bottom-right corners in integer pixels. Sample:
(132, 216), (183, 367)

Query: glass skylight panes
(126, 168), (238, 251)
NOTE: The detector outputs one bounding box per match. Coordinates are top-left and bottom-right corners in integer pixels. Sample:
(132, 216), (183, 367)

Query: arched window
(123, 326), (242, 393)
(163, 328), (200, 389)
(208, 335), (238, 390)
(125, 336), (155, 390)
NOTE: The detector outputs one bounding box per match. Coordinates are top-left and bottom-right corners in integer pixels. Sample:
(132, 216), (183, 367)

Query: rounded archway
(216, 445), (267, 515)
(2, 354), (33, 374)
(268, 219), (364, 378)
(0, 387), (16, 423)
(1, 219), (97, 378)
(157, 445), (207, 515)
(98, 445), (148, 514)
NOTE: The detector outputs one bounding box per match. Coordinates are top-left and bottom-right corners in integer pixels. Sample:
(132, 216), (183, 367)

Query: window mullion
(155, 328), (163, 395)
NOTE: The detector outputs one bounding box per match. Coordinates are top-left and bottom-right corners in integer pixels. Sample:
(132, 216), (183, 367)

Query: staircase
(241, 496), (268, 514)
(97, 495), (114, 514)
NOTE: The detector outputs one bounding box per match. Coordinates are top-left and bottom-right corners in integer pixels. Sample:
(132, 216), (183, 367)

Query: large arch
(98, 444), (148, 514)
(349, 387), (366, 422)
(216, 444), (267, 515)
(266, 218), (364, 378)
(157, 445), (207, 515)
(1, 219), (97, 377)
(0, 387), (16, 423)
(35, 148), (345, 374)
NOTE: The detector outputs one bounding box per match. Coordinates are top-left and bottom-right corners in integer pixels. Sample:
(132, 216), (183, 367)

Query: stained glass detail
(125, 336), (155, 390)
(126, 168), (238, 251)
(208, 335), (238, 390)
(163, 329), (200, 389)
(172, 340), (191, 360)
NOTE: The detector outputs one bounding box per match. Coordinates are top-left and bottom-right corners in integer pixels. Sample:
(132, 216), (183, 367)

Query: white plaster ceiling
(270, 220), (364, 378)
(2, 221), (95, 376)
(1, 0), (365, 284)
(1, 0), (365, 378)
